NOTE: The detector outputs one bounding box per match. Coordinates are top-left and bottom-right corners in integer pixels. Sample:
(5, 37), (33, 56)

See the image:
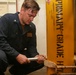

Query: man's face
(21, 9), (38, 25)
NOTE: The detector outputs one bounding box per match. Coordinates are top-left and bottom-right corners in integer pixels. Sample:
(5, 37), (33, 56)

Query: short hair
(21, 0), (40, 11)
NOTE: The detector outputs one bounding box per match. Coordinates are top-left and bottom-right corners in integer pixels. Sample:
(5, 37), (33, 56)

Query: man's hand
(16, 54), (30, 64)
(35, 55), (47, 64)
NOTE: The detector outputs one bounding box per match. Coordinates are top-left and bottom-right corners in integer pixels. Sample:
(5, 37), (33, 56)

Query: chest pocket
(22, 32), (33, 47)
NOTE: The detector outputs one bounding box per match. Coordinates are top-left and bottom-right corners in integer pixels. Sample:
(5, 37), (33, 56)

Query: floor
(5, 66), (47, 75)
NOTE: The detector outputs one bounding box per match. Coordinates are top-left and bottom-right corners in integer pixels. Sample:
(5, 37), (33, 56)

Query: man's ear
(21, 7), (25, 12)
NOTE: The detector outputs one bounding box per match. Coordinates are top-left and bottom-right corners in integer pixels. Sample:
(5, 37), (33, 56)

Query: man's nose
(30, 17), (34, 21)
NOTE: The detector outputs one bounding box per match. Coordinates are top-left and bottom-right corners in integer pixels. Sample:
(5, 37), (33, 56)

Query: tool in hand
(28, 57), (56, 68)
(28, 57), (76, 74)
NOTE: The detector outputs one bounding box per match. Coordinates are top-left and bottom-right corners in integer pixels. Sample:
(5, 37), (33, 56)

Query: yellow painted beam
(46, 0), (74, 74)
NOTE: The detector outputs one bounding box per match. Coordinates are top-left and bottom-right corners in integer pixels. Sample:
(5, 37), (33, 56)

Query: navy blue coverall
(0, 12), (44, 75)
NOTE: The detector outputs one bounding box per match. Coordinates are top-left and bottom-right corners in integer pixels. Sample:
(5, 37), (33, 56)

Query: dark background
(74, 0), (76, 54)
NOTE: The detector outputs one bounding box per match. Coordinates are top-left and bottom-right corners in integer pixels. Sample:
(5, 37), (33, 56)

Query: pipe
(57, 66), (76, 69)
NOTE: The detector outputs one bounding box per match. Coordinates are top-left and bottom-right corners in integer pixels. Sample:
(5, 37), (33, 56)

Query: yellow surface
(46, 0), (74, 74)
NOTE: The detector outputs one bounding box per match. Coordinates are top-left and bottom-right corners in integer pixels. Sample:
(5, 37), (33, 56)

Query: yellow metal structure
(46, 0), (74, 74)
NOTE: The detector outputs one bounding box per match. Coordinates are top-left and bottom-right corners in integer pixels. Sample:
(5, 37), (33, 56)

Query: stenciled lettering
(56, 0), (64, 73)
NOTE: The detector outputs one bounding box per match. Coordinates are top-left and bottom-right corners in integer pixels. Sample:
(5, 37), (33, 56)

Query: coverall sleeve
(0, 15), (19, 58)
(27, 24), (39, 57)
